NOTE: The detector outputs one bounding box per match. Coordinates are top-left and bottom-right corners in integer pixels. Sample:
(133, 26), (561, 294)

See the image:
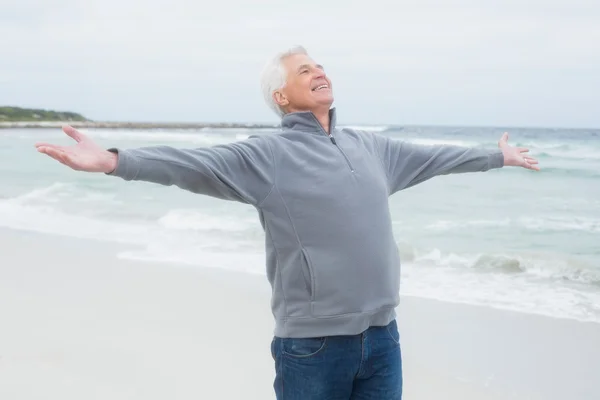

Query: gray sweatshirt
(107, 108), (504, 338)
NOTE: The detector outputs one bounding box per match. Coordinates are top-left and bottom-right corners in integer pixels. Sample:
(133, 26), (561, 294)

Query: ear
(273, 90), (289, 108)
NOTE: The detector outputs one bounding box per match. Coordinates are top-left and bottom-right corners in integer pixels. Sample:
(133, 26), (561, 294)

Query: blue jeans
(271, 319), (402, 399)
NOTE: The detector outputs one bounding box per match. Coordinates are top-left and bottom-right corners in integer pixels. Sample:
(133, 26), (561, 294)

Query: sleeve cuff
(488, 149), (505, 170)
(105, 148), (141, 180)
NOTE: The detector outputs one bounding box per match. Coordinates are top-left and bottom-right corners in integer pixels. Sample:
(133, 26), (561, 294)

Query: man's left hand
(498, 133), (540, 171)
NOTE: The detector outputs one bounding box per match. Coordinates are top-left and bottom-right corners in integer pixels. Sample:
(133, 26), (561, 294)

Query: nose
(313, 67), (326, 79)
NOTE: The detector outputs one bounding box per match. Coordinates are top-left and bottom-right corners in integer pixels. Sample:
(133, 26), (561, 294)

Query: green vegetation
(0, 106), (89, 122)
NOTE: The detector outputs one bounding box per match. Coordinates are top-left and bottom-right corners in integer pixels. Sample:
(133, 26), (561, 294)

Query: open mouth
(312, 84), (329, 92)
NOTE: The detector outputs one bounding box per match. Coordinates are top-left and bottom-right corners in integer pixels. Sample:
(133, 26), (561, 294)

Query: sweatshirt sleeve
(372, 133), (504, 194)
(105, 135), (275, 206)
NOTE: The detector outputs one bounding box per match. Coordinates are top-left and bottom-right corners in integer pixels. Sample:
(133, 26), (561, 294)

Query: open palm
(498, 133), (540, 171)
(35, 126), (117, 173)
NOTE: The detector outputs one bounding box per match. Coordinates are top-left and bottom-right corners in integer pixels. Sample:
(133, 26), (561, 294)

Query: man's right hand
(35, 125), (118, 173)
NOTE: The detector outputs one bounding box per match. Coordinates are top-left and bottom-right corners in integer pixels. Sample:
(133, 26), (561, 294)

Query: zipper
(308, 113), (355, 172)
(329, 133), (355, 172)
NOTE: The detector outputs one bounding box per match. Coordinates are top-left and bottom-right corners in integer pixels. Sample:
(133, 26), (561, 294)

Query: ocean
(1, 125), (599, 324)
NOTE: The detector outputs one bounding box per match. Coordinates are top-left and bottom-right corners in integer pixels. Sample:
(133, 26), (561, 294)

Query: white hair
(260, 45), (309, 118)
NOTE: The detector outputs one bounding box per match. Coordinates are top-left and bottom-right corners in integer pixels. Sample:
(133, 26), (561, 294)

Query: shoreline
(3, 121), (598, 131)
(0, 121), (279, 130)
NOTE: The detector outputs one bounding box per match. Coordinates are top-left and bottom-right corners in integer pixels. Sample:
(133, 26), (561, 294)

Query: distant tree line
(0, 106), (88, 122)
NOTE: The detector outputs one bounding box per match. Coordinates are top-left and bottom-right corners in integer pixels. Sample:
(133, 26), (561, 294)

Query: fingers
(37, 146), (63, 157)
(522, 158), (540, 171)
(37, 144), (83, 170)
(498, 132), (508, 147)
(524, 156), (538, 164)
(37, 146), (70, 165)
(62, 125), (84, 143)
(34, 142), (65, 150)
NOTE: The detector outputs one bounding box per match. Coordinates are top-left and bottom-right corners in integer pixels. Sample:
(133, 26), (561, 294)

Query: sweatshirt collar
(280, 108), (337, 135)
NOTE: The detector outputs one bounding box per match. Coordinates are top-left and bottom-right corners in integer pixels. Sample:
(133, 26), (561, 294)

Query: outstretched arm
(373, 132), (539, 193)
(35, 125), (275, 205)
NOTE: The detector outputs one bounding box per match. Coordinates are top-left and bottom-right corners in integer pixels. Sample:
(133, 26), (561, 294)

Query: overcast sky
(1, 0), (599, 127)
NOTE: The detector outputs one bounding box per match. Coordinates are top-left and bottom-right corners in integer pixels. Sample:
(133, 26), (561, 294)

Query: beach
(2, 227), (599, 400)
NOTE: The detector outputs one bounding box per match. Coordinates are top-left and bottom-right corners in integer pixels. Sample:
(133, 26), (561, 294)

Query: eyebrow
(297, 64), (325, 73)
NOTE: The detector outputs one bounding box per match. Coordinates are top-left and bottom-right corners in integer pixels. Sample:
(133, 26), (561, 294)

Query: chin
(315, 95), (334, 107)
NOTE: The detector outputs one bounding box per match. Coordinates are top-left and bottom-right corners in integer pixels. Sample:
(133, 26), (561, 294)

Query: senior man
(35, 46), (538, 399)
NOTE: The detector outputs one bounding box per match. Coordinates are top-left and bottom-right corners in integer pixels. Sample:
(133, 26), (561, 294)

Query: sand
(1, 227), (599, 399)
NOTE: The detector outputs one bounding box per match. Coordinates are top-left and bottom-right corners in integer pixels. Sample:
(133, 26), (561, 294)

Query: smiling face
(273, 53), (334, 114)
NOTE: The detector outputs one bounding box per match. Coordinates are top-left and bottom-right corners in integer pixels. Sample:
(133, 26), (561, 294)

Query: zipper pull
(330, 135), (337, 145)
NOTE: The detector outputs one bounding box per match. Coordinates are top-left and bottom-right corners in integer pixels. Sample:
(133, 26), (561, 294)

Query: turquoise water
(1, 125), (599, 323)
